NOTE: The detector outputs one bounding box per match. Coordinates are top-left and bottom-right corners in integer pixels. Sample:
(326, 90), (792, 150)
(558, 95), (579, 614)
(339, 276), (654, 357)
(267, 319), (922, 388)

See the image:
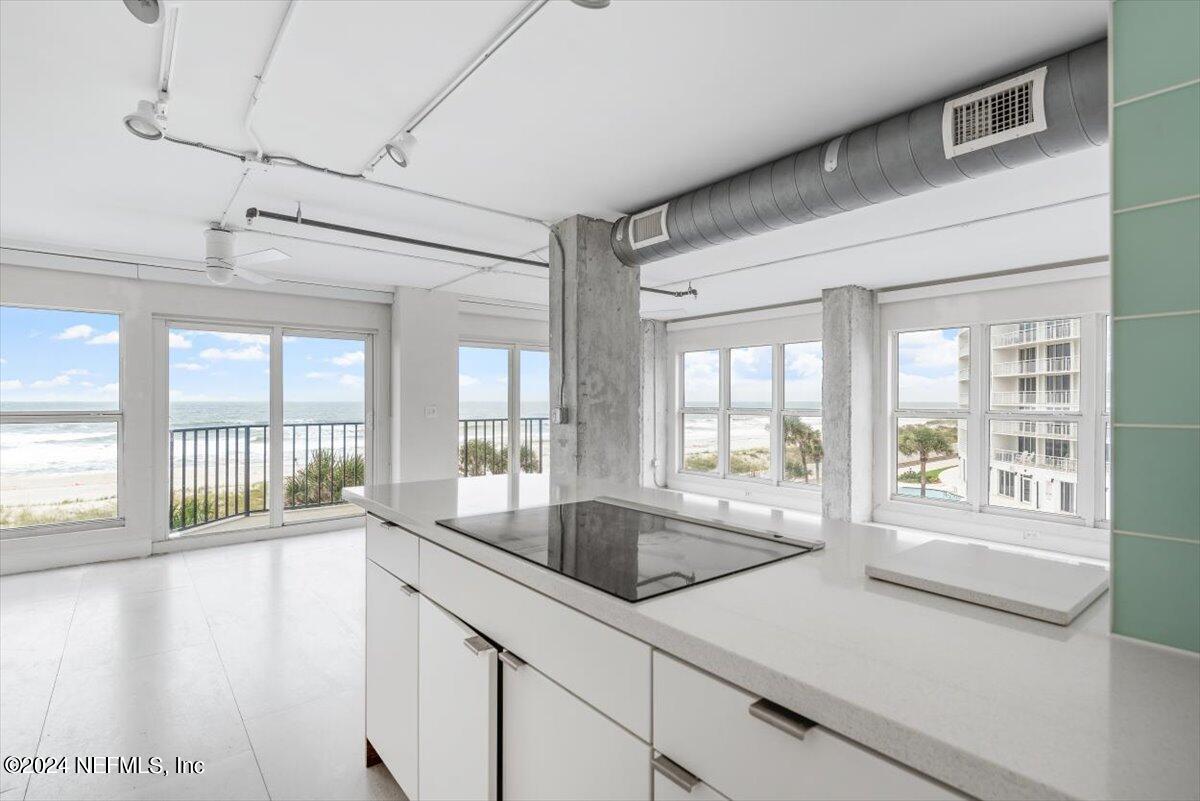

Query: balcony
(990, 319), (1080, 348)
(991, 355), (1079, 376)
(169, 421), (364, 534)
(991, 420), (1077, 439)
(459, 416), (549, 477)
(992, 448), (1078, 473)
(991, 389), (1079, 409)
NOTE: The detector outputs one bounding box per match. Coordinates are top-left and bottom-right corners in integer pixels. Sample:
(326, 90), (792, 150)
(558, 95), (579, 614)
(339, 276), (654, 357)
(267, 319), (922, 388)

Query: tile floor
(0, 526), (405, 801)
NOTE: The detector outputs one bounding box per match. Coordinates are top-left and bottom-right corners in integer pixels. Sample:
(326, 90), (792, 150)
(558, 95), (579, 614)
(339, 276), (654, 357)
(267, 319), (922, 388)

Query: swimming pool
(896, 486), (964, 502)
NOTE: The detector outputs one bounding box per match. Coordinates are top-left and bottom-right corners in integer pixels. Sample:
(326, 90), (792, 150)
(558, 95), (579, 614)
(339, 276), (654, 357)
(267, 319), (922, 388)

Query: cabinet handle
(651, 753), (701, 793)
(748, 698), (816, 740)
(498, 651), (526, 671)
(398, 583), (419, 597)
(463, 636), (495, 656)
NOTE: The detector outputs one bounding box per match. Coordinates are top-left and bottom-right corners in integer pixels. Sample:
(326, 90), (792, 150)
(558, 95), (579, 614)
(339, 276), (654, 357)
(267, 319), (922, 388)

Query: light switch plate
(424, 404), (437, 419)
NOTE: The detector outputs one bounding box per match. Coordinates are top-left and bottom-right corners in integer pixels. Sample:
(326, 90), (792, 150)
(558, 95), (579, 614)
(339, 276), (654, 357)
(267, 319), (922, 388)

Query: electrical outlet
(551, 406), (570, 424)
(1022, 530), (1038, 541)
(424, 404), (437, 419)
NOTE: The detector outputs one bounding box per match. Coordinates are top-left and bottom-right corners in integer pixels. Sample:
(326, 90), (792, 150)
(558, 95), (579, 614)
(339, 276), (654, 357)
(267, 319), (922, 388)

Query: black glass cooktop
(436, 499), (823, 602)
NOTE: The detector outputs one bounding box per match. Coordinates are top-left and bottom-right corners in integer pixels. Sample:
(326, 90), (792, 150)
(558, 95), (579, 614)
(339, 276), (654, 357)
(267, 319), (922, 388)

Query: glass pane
(169, 328), (270, 534)
(283, 335), (367, 524)
(1, 421), (118, 529)
(519, 350), (549, 475)
(729, 346), (772, 409)
(897, 328), (968, 410)
(682, 350), (718, 408)
(989, 318), (1081, 412)
(988, 420), (1079, 516)
(783, 342), (821, 411)
(681, 413), (718, 474)
(783, 416), (822, 484)
(458, 346), (509, 476)
(895, 417), (966, 502)
(1104, 421), (1111, 520)
(0, 306), (119, 411)
(729, 414), (771, 478)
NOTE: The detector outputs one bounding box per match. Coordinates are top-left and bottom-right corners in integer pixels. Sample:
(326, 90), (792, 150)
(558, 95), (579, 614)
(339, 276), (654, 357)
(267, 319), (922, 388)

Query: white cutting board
(865, 540), (1108, 625)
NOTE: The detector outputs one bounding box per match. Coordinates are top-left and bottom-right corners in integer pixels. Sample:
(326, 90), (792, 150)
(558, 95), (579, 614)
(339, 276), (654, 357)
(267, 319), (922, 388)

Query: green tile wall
(1112, 0), (1200, 653)
(1112, 198), (1200, 316)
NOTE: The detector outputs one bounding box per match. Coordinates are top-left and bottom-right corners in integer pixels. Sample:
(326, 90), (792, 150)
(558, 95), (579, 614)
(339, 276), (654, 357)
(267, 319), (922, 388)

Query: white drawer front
(420, 540), (652, 740)
(652, 652), (963, 801)
(366, 514), (418, 586)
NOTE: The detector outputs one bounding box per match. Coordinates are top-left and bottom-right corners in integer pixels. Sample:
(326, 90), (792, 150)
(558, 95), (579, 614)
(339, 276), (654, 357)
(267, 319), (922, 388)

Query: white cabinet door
(501, 653), (650, 801)
(365, 562), (418, 799)
(418, 595), (498, 801)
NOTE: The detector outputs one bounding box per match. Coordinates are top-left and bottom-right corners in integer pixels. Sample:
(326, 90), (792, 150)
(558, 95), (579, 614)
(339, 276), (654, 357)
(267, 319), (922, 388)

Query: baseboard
(151, 514), (364, 555)
(0, 533), (149, 575)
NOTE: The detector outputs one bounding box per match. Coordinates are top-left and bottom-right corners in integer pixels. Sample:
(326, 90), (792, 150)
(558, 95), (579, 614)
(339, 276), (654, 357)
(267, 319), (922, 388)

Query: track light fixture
(384, 132), (418, 168)
(122, 0), (161, 24)
(570, 0), (611, 8)
(123, 97), (167, 140)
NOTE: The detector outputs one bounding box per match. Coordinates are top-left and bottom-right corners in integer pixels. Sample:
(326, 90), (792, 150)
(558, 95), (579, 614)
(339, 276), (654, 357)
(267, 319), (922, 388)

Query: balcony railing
(459, 417), (549, 477)
(992, 448), (1078, 473)
(169, 421), (364, 533)
(991, 389), (1079, 409)
(991, 355), (1079, 376)
(991, 420), (1077, 439)
(990, 319), (1080, 348)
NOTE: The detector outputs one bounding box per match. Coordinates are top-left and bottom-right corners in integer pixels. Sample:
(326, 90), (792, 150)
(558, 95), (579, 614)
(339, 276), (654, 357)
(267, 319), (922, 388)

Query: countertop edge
(348, 489), (1075, 801)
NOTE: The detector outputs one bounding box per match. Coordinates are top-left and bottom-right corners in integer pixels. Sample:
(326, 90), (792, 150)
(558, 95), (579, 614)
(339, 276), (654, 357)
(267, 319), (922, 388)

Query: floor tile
(124, 751), (269, 801)
(245, 688), (404, 801)
(59, 586), (211, 671)
(0, 565), (83, 606)
(78, 553), (192, 599)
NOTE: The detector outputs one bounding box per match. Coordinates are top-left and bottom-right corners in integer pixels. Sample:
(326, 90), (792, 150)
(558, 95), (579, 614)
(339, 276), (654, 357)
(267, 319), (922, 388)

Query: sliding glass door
(457, 344), (548, 478)
(165, 321), (370, 537)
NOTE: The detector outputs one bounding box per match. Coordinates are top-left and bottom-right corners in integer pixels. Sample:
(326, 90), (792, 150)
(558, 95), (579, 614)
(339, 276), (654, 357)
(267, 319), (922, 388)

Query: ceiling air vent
(628, 203), (670, 250)
(942, 66), (1048, 158)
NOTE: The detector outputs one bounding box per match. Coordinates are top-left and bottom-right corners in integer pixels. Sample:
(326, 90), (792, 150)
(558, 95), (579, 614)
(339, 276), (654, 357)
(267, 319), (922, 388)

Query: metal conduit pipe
(612, 39), (1107, 268)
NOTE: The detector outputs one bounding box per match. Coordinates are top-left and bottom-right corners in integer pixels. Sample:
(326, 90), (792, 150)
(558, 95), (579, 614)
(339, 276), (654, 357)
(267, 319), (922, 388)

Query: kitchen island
(346, 475), (1200, 801)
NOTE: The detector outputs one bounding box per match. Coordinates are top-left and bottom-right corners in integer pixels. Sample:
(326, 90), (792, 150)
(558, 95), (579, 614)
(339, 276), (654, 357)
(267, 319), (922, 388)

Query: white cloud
(169, 333), (192, 349)
(331, 350), (365, 367)
(0, 357), (6, 364)
(99, 383), (119, 395)
(339, 374), (363, 387)
(898, 329), (961, 370)
(173, 362), (207, 372)
(897, 372), (959, 404)
(210, 332), (269, 345)
(459, 374), (479, 387)
(30, 373), (74, 388)
(53, 324), (94, 341)
(86, 330), (119, 345)
(305, 371), (336, 380)
(199, 345), (268, 362)
(0, 379), (22, 390)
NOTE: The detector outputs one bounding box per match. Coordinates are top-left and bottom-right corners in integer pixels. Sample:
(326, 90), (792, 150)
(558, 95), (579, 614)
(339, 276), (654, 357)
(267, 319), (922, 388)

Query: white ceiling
(0, 0), (1109, 318)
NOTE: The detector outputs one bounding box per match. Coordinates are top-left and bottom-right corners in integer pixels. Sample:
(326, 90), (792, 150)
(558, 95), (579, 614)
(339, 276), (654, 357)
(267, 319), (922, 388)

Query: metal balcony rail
(990, 319), (1080, 348)
(991, 420), (1077, 439)
(459, 417), (549, 477)
(991, 389), (1080, 408)
(990, 355), (1079, 376)
(169, 421), (364, 532)
(992, 448), (1078, 473)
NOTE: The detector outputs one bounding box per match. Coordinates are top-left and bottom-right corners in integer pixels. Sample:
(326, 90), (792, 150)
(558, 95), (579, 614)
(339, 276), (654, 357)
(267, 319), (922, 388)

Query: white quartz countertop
(345, 476), (1200, 801)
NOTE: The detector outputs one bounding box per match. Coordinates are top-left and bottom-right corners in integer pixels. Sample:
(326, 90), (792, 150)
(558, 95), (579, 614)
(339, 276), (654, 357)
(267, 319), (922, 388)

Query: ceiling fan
(203, 226), (288, 285)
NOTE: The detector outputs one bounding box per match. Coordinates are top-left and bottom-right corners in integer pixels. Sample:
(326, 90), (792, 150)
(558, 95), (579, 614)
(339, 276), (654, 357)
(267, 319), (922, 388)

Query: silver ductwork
(612, 39), (1107, 268)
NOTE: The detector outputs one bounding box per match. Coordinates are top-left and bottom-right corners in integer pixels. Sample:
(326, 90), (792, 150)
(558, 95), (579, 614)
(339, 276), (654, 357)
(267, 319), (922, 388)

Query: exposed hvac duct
(611, 40), (1107, 268)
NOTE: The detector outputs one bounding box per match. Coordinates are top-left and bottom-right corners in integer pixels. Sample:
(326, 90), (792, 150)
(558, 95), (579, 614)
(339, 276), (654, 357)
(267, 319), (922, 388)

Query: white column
(821, 285), (876, 522)
(392, 287), (460, 482)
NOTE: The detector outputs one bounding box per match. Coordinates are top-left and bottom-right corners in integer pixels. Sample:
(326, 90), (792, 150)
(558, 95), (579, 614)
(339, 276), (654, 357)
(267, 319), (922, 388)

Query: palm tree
(783, 418), (823, 483)
(897, 424), (956, 497)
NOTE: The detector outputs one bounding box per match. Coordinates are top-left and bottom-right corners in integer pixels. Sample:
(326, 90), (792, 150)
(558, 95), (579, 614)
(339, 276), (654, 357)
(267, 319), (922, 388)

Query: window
(1, 306), (122, 533)
(893, 328), (969, 504)
(677, 341), (822, 489)
(1060, 482), (1076, 514)
(458, 344), (548, 477)
(998, 470), (1015, 498)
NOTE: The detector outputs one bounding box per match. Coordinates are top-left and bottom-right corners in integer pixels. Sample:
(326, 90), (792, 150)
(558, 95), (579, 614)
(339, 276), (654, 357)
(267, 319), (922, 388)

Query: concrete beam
(821, 285), (876, 521)
(549, 215), (641, 484)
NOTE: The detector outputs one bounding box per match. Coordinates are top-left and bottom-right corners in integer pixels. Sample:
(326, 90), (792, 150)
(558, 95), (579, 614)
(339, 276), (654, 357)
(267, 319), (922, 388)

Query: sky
(458, 346), (549, 417)
(0, 307), (365, 407)
(682, 342), (822, 411)
(897, 327), (967, 408)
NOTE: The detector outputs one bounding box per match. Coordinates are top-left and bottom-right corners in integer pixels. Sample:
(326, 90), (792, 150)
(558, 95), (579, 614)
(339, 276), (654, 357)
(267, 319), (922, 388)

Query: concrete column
(641, 319), (669, 488)
(821, 285), (875, 521)
(392, 287), (460, 482)
(549, 215), (641, 484)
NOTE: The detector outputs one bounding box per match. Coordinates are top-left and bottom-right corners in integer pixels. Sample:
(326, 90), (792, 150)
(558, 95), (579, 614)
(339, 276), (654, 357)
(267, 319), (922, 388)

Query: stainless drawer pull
(651, 753), (700, 793)
(749, 698), (816, 740)
(398, 583), (419, 597)
(463, 636), (494, 656)
(498, 651), (526, 671)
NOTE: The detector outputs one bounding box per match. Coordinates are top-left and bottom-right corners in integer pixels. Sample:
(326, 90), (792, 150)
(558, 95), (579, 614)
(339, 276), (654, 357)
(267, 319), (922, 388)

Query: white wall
(0, 263), (392, 573)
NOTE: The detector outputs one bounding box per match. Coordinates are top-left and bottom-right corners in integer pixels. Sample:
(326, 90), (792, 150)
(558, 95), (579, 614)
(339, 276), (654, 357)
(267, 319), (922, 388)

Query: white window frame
(457, 341), (549, 479)
(0, 304), (124, 539)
